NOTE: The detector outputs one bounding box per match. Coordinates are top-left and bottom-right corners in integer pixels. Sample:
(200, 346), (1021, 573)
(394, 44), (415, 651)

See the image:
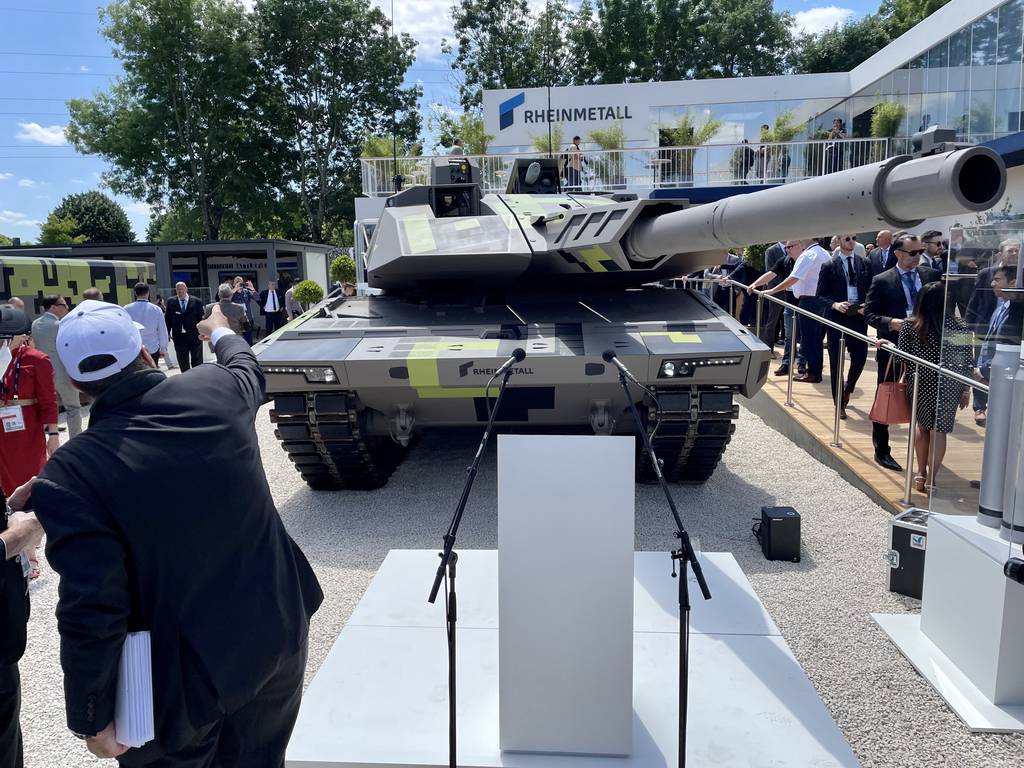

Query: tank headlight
(303, 367), (337, 383)
(661, 361), (677, 377)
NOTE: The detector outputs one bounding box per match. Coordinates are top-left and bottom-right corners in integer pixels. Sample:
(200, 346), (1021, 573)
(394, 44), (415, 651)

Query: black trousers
(0, 664), (22, 768)
(756, 294), (784, 348)
(118, 643), (306, 768)
(826, 314), (868, 403)
(263, 312), (285, 336)
(173, 339), (203, 372)
(871, 346), (906, 458)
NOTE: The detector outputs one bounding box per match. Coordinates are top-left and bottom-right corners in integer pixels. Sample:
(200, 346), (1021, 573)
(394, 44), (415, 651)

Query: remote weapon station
(256, 130), (1006, 491)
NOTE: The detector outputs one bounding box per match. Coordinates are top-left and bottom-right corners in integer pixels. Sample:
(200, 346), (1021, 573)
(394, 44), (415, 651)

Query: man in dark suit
(965, 238), (1020, 335)
(8, 301), (323, 765)
(164, 281), (205, 371)
(259, 280), (287, 337)
(869, 229), (896, 276)
(816, 235), (873, 418)
(864, 235), (940, 471)
(747, 241), (786, 348)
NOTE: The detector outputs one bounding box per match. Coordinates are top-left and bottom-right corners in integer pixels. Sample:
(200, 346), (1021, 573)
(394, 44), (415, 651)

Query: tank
(254, 137), (1006, 491)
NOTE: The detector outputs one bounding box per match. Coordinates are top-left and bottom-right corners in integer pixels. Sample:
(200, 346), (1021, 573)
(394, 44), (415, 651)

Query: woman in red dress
(0, 326), (60, 577)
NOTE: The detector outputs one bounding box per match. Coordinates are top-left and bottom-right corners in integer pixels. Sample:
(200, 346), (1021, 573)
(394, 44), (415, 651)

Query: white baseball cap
(57, 300), (146, 382)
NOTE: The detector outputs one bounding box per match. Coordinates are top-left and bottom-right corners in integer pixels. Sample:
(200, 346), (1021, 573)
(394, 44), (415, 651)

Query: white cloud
(17, 179), (35, 188)
(15, 122), (68, 146)
(369, 0), (454, 61)
(0, 210), (42, 229)
(792, 6), (856, 35)
(79, 65), (90, 72)
(0, 172), (12, 181)
(70, 178), (86, 184)
(125, 201), (151, 216)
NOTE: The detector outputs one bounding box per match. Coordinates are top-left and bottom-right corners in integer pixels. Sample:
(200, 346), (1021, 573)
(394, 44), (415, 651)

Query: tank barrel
(628, 146), (1006, 261)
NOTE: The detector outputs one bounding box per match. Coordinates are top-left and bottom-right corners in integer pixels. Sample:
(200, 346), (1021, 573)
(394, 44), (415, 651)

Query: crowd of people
(719, 228), (1022, 492)
(1, 288), (321, 767)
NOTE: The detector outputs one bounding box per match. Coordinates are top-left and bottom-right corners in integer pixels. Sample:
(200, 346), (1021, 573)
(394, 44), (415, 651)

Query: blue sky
(0, 0), (882, 242)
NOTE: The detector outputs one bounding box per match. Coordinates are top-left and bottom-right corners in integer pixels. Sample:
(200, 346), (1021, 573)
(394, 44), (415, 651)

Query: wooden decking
(749, 345), (984, 516)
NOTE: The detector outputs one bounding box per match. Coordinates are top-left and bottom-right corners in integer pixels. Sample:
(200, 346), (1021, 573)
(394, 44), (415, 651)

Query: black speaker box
(757, 506), (801, 562)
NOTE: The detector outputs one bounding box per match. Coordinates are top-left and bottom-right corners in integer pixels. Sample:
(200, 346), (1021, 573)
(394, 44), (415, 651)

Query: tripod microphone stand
(428, 347), (525, 768)
(602, 351), (711, 768)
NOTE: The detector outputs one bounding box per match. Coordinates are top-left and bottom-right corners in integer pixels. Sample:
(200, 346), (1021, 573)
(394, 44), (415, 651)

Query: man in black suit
(965, 238), (1020, 335)
(869, 229), (896, 276)
(747, 241), (786, 348)
(8, 300), (323, 765)
(864, 235), (939, 471)
(259, 280), (287, 337)
(816, 235), (873, 418)
(164, 281), (205, 371)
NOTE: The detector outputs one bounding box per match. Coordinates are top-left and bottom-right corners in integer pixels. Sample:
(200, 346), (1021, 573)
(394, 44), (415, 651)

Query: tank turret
(256, 134), (1007, 495)
(364, 143), (1005, 295)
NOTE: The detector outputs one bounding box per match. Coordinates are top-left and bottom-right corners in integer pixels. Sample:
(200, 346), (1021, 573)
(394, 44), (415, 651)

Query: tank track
(269, 391), (406, 491)
(637, 387), (738, 484)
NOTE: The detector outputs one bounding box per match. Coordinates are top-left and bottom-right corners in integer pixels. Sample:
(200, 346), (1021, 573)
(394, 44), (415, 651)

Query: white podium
(874, 514), (1024, 731)
(497, 435), (634, 756)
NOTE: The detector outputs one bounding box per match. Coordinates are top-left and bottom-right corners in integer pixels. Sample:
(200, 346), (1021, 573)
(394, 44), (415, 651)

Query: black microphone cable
(603, 350), (664, 445)
(485, 348), (526, 420)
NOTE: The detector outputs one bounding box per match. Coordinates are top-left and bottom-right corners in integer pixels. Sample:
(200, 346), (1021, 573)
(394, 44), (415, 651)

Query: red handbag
(869, 356), (912, 425)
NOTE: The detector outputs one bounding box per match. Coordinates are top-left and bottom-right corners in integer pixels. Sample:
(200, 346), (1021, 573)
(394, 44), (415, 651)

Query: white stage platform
(286, 550), (860, 768)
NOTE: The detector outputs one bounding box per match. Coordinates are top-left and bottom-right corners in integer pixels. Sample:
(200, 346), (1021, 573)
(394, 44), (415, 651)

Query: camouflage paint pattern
(1, 256), (156, 316)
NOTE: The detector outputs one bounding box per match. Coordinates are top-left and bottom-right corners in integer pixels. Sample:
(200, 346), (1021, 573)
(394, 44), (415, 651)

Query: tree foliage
(39, 214), (87, 246)
(0, 234), (13, 247)
(292, 279), (324, 306)
(428, 109), (493, 154)
(330, 253), (357, 284)
(789, 15), (892, 74)
(661, 112), (722, 146)
(52, 191), (135, 243)
(871, 101), (907, 138)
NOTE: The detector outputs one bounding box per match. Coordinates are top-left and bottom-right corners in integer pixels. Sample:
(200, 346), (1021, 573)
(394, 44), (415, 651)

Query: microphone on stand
(602, 350), (643, 386)
(494, 347), (527, 378)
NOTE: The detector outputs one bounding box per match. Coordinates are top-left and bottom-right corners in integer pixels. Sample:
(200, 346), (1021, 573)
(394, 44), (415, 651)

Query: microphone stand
(614, 368), (711, 768)
(428, 364), (516, 768)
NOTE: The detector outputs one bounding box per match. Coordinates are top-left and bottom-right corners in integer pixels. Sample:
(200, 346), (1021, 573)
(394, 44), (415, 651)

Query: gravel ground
(18, 399), (1024, 767)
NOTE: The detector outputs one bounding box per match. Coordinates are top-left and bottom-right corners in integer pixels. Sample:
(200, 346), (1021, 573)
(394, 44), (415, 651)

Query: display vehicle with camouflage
(255, 129), (1006, 491)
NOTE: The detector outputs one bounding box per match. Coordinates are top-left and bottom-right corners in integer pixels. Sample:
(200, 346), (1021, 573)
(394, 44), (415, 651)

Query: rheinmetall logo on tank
(498, 90), (633, 131)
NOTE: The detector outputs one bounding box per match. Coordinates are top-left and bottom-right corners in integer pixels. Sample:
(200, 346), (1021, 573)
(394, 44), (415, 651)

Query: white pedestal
(497, 435), (635, 756)
(874, 514), (1024, 731)
(286, 550), (860, 768)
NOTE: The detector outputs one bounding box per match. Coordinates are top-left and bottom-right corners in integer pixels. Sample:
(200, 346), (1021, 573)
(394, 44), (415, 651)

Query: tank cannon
(256, 140), (1006, 493)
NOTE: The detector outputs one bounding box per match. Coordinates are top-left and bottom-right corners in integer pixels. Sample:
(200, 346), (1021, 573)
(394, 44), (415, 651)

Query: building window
(997, 0), (1024, 64)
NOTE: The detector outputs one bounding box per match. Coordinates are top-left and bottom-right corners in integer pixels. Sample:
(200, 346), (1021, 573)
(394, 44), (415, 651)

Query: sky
(0, 0), (882, 243)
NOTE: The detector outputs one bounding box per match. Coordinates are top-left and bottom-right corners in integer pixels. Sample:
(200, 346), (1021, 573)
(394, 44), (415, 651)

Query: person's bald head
(876, 230), (892, 248)
(6, 296), (24, 311)
(82, 287), (103, 301)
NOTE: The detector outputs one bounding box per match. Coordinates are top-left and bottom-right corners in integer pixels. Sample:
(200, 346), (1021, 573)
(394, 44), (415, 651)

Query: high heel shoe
(913, 475), (927, 493)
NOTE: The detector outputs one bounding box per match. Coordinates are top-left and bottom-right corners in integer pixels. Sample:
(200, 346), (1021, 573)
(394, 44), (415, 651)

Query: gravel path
(18, 400), (1024, 767)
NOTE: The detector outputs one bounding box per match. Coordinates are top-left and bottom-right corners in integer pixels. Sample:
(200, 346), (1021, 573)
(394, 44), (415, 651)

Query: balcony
(359, 137), (905, 198)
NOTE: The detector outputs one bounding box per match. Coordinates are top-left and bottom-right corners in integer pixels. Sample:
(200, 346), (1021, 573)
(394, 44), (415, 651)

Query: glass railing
(359, 138), (896, 197)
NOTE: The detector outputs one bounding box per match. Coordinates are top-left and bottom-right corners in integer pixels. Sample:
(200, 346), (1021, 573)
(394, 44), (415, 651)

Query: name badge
(0, 404), (26, 433)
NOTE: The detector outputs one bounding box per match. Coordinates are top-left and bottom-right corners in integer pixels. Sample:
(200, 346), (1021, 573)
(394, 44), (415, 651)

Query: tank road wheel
(270, 392), (408, 491)
(636, 388), (738, 484)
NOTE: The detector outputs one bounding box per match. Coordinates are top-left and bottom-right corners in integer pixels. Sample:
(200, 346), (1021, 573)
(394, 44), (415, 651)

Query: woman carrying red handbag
(894, 281), (974, 492)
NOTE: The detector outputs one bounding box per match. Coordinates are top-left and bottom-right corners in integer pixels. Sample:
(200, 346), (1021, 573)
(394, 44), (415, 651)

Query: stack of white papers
(114, 631), (155, 748)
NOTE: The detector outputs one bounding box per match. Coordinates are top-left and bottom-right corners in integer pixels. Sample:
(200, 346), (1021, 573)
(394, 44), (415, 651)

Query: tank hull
(255, 286), (770, 489)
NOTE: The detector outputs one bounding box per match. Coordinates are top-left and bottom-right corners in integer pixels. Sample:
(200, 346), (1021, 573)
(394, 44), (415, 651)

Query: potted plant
(589, 121), (627, 188)
(292, 279), (325, 311)
(658, 112), (722, 186)
(870, 101), (907, 160)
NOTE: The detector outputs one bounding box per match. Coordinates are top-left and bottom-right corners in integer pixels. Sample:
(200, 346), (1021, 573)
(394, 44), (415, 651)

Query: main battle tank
(254, 133), (1006, 491)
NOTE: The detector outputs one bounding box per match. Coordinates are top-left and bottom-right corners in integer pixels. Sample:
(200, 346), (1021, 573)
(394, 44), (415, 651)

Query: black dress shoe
(774, 365), (790, 376)
(875, 453), (903, 472)
(793, 373), (822, 383)
(841, 390), (851, 410)
(840, 407), (847, 420)
(797, 365), (807, 375)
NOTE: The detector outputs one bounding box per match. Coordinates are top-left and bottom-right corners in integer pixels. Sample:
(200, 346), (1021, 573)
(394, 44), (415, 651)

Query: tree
(871, 101), (907, 138)
(789, 15), (891, 74)
(330, 253), (357, 284)
(52, 191), (134, 243)
(67, 0), (272, 241)
(39, 214), (87, 246)
(565, 0), (601, 85)
(428, 109), (493, 154)
(252, 0), (420, 243)
(879, 0), (951, 37)
(651, 0), (696, 81)
(0, 234), (12, 247)
(530, 123), (564, 154)
(292, 279), (324, 307)
(595, 0), (655, 83)
(691, 0), (791, 78)
(661, 112), (722, 146)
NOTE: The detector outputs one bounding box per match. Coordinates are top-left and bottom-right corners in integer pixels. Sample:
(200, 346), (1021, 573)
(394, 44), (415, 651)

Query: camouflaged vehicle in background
(0, 255), (156, 316)
(255, 141), (1006, 491)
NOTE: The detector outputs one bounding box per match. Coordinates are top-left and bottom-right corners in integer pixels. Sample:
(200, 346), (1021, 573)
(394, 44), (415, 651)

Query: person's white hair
(218, 283), (233, 300)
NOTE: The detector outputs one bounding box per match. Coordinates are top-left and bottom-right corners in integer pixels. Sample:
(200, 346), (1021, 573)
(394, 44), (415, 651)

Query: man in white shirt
(124, 283), (168, 367)
(765, 238), (831, 383)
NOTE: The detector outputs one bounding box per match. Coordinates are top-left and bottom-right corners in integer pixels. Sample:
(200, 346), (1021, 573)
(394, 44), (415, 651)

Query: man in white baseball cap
(6, 301), (322, 765)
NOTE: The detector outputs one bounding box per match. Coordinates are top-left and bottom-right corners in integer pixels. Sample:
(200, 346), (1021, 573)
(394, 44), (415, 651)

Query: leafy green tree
(651, 0), (696, 81)
(67, 0), (272, 241)
(871, 101), (907, 138)
(565, 0), (601, 84)
(330, 253), (357, 284)
(252, 0), (420, 243)
(595, 0), (655, 82)
(52, 190), (134, 243)
(428, 109), (493, 154)
(39, 214), (87, 246)
(292, 279), (324, 307)
(530, 123), (564, 154)
(789, 15), (891, 74)
(531, 0), (573, 88)
(879, 0), (951, 36)
(661, 112), (722, 146)
(0, 234), (12, 247)
(691, 0), (791, 78)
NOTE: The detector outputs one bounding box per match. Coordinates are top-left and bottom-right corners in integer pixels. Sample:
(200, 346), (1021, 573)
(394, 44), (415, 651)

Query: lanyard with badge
(0, 348), (27, 434)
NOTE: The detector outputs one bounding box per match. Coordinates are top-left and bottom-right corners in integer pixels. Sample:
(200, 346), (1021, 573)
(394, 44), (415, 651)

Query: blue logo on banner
(499, 92), (525, 130)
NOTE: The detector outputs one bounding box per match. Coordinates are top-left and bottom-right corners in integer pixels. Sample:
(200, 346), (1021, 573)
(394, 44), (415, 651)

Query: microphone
(1006, 558), (1024, 585)
(493, 347), (527, 378)
(602, 349), (642, 386)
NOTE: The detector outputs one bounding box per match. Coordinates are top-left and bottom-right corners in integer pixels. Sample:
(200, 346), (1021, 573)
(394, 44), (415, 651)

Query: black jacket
(0, 490), (30, 666)
(864, 265), (941, 343)
(32, 336), (323, 749)
(869, 246), (896, 277)
(762, 242), (788, 288)
(258, 289), (286, 316)
(164, 295), (205, 343)
(965, 264), (1018, 335)
(816, 253), (873, 321)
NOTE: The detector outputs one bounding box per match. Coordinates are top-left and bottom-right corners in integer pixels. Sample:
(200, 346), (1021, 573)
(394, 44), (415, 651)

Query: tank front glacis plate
(254, 288), (771, 431)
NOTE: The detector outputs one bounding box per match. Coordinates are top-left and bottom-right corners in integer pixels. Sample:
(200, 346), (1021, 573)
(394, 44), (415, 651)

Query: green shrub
(292, 279), (324, 307)
(330, 254), (357, 285)
(743, 243), (769, 271)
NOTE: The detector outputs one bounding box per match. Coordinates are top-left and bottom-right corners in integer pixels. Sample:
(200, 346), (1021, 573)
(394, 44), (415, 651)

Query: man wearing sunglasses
(30, 295), (82, 438)
(865, 235), (941, 471)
